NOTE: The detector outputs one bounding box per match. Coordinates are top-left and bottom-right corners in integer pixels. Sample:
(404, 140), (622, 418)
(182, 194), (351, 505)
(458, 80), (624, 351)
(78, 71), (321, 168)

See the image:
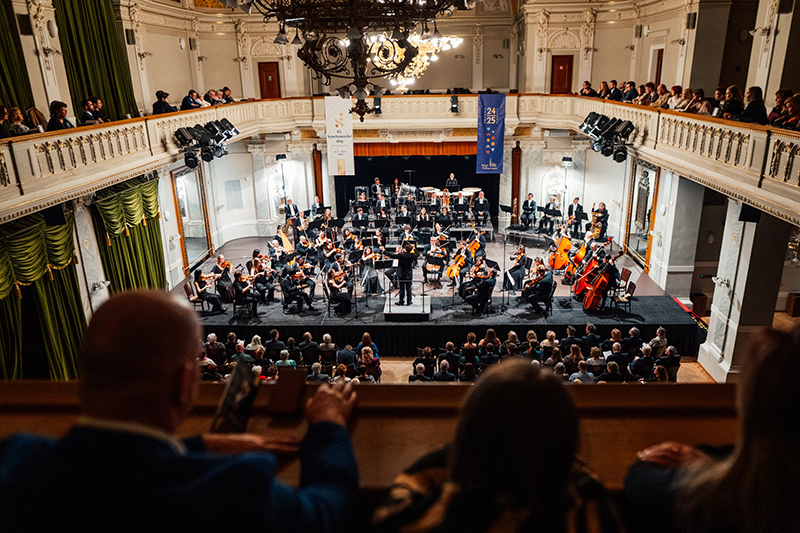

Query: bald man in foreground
(0, 290), (358, 532)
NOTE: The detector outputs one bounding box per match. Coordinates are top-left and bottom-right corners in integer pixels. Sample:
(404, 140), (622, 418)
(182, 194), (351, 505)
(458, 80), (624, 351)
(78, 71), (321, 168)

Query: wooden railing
(0, 381), (739, 492)
(2, 94), (799, 226)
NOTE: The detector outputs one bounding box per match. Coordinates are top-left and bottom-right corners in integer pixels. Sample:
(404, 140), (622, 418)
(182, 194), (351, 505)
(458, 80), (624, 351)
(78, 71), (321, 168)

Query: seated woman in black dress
(193, 269), (225, 313)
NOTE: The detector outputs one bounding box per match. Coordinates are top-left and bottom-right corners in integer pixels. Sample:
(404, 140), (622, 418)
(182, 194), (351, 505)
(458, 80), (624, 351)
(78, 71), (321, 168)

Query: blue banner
(476, 94), (505, 174)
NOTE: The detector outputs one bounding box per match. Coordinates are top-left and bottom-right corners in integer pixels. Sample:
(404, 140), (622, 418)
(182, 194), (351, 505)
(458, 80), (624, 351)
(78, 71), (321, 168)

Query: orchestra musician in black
(342, 228), (356, 252)
(538, 196), (559, 235)
(211, 254), (232, 302)
(327, 269), (352, 317)
(448, 240), (474, 287)
(504, 245), (527, 292)
(332, 254), (355, 297)
(371, 177), (382, 201)
(284, 198), (300, 243)
(462, 256), (496, 317)
(453, 192), (469, 226)
(193, 269), (225, 314)
(361, 245), (383, 294)
(436, 206), (453, 227)
(296, 234), (315, 265)
(233, 270), (259, 315)
(250, 258), (275, 304)
(385, 243), (416, 306)
(473, 191), (490, 226)
(311, 195), (323, 219)
(467, 226), (486, 259)
(356, 192), (370, 212)
(403, 192), (416, 214)
(521, 193), (536, 229)
(591, 202), (610, 239)
(291, 257), (316, 299)
(351, 208), (369, 238)
(375, 193), (391, 214)
(280, 268), (313, 312)
(422, 237), (446, 288)
(416, 208), (432, 249)
(445, 172), (459, 190)
(522, 264), (554, 316)
(567, 197), (584, 238)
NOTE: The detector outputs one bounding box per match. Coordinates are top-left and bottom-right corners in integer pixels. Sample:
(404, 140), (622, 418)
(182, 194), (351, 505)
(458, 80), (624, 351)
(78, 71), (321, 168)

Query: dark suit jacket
(152, 100), (177, 115)
(0, 424), (357, 532)
(606, 87), (623, 101)
(263, 339), (287, 358)
(432, 371), (456, 382)
(180, 96), (202, 110)
(337, 348), (357, 367)
(409, 374), (432, 382)
(438, 352), (460, 373)
(581, 334), (602, 350)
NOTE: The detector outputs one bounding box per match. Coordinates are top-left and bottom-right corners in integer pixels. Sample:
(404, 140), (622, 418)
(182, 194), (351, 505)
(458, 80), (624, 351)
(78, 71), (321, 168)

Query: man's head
(612, 342), (621, 353)
(446, 341), (455, 352)
(567, 325), (576, 337)
(323, 333), (332, 344)
(440, 360), (450, 372)
(528, 193), (533, 199)
(607, 361), (619, 374)
(311, 362), (322, 374)
(207, 333), (217, 344)
(610, 80), (617, 88)
(235, 342), (244, 353)
(416, 363), (426, 375)
(642, 345), (652, 357)
(270, 328), (279, 339)
(79, 291), (201, 433)
(665, 346), (677, 357)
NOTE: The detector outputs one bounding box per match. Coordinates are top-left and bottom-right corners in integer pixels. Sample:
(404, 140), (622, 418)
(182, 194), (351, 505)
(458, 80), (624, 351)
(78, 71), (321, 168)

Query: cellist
(467, 226), (486, 259)
(587, 254), (619, 311)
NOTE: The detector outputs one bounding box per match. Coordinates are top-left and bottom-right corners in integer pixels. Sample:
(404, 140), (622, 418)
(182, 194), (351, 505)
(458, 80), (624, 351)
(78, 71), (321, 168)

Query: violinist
(280, 267), (314, 313)
(233, 270), (259, 315)
(376, 193), (391, 214)
(459, 256), (485, 299)
(473, 191), (490, 226)
(523, 264), (553, 316)
(463, 256), (496, 317)
(372, 228), (386, 253)
(322, 241), (338, 270)
(327, 269), (352, 317)
(250, 258), (275, 304)
(193, 269), (225, 314)
(333, 254), (354, 297)
(361, 244), (383, 294)
(291, 257), (316, 299)
(296, 234), (315, 264)
(342, 228), (356, 252)
(211, 254), (232, 301)
(505, 245), (527, 292)
(521, 193), (536, 229)
(423, 237), (446, 288)
(538, 196), (559, 236)
(399, 224), (417, 251)
(568, 197), (584, 238)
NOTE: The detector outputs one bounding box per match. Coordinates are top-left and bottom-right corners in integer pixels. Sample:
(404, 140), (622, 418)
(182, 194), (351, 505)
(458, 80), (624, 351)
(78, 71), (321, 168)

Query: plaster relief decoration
(251, 38), (283, 57)
(474, 24), (483, 64)
(27, 0), (52, 72)
(234, 19), (250, 70)
(581, 8), (597, 60)
(542, 165), (566, 208)
(479, 0), (510, 13)
(535, 9), (549, 61)
(129, 4), (148, 71)
(549, 29), (580, 51)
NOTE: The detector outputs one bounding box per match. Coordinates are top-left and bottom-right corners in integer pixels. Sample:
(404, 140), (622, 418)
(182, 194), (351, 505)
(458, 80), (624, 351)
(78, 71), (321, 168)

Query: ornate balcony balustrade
(1, 95), (799, 226)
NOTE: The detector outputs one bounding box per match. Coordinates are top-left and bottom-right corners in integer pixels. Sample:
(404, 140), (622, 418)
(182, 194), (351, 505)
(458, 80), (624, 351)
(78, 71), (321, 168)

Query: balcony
(1, 95), (798, 225)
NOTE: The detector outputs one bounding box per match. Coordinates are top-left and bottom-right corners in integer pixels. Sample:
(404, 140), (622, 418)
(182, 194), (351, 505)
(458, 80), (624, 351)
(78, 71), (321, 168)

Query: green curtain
(94, 177), (166, 292)
(0, 212), (84, 379)
(0, 1), (35, 112)
(53, 0), (138, 120)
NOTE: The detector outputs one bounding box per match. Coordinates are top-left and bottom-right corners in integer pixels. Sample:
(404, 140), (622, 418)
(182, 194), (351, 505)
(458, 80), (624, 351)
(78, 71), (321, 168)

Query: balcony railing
(1, 95), (799, 226)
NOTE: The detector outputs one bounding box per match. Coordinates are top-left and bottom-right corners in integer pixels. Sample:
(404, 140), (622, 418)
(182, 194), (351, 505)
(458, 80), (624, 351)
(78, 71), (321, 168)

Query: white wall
(202, 34), (242, 98)
(584, 149), (628, 242)
(592, 23), (635, 84)
(145, 29), (194, 102)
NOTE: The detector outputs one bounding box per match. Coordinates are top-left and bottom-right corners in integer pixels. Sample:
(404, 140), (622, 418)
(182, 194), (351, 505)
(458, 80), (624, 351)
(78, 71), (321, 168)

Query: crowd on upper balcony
(579, 79), (800, 131)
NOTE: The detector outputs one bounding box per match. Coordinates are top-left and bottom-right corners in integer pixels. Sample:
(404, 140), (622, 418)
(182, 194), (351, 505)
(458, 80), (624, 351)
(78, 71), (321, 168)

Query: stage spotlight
(203, 122), (226, 143)
(201, 146), (215, 162)
(601, 141), (614, 157)
(591, 140), (602, 152)
(373, 95), (382, 114)
(184, 151), (199, 169)
(219, 118), (239, 137)
(587, 115), (610, 138)
(174, 127), (197, 148)
(450, 94), (459, 113)
(598, 118), (621, 140)
(579, 112), (599, 132)
(614, 120), (635, 141)
(613, 144), (627, 163)
(213, 144), (227, 158)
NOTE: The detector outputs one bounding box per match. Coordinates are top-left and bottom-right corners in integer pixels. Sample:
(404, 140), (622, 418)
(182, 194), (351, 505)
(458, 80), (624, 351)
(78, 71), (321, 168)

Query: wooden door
(654, 48), (664, 86)
(258, 62), (281, 99)
(551, 55), (573, 94)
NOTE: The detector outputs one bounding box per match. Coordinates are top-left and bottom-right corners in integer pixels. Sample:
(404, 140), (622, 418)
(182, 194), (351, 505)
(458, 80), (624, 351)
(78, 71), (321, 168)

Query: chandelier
(382, 33), (463, 91)
(219, 0), (472, 120)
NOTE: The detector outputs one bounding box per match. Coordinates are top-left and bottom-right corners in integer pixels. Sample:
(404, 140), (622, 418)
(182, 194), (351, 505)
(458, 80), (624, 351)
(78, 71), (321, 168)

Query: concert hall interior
(2, 0), (800, 529)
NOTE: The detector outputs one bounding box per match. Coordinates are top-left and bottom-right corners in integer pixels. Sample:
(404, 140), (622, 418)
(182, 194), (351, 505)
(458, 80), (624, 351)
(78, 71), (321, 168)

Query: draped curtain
(0, 213), (84, 380)
(0, 0), (35, 112)
(354, 142), (477, 157)
(53, 0), (138, 120)
(93, 177), (166, 292)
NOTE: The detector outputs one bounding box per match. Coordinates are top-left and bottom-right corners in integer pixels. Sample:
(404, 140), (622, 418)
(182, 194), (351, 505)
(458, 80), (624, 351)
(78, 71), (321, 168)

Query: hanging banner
(476, 93), (506, 174)
(324, 96), (355, 176)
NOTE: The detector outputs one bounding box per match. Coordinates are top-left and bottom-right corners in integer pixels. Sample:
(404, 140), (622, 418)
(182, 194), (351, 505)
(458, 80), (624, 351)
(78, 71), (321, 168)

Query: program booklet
(209, 362), (261, 433)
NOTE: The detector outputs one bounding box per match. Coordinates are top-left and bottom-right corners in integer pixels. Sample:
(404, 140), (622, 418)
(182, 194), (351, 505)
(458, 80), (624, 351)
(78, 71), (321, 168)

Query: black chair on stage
(228, 286), (256, 318)
(321, 283), (333, 317)
(183, 283), (209, 315)
(544, 282), (557, 317)
(613, 281), (636, 317)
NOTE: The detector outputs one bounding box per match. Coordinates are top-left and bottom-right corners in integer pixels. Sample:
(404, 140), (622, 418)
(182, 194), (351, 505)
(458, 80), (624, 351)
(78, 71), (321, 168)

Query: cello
(548, 232), (572, 270)
(572, 240), (613, 297)
(446, 250), (467, 279)
(583, 251), (624, 311)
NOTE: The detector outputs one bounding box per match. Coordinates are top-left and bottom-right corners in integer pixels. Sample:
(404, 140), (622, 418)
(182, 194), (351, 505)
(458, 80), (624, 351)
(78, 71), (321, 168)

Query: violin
(523, 270), (545, 292)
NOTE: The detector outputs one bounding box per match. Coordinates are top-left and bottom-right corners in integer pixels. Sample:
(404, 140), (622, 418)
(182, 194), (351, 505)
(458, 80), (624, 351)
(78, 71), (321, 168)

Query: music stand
(453, 203), (468, 226)
(395, 216), (411, 227)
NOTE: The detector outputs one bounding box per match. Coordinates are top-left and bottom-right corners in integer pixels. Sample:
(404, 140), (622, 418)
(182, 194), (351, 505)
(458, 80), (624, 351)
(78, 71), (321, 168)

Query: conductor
(385, 243), (416, 306)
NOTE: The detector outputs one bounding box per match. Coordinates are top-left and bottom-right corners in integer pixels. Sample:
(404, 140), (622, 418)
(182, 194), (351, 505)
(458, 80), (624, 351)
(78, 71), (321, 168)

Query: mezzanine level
(1, 95), (798, 226)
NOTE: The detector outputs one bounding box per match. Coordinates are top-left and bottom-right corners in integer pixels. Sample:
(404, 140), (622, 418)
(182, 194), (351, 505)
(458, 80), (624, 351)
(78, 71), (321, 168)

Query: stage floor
(179, 235), (702, 358)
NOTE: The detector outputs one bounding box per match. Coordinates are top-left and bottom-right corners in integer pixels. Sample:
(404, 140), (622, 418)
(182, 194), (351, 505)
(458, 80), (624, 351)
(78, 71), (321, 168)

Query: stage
(183, 237), (703, 359)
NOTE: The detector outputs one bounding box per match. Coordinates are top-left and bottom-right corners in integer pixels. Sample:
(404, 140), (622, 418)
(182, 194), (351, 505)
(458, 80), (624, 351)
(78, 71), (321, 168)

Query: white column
(25, 0), (68, 105)
(519, 138), (546, 200)
(747, 0), (781, 91)
(126, 3), (150, 114)
(189, 17), (205, 91)
(531, 10), (549, 93)
(579, 9), (597, 85)
(698, 200), (793, 382)
(473, 24), (484, 92)
(508, 23), (519, 91)
(72, 197), (109, 316)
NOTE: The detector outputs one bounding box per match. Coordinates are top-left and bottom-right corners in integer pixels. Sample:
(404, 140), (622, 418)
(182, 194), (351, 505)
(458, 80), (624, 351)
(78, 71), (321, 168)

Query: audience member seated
(541, 330), (560, 348)
(275, 349), (296, 368)
(552, 362), (568, 381)
(432, 359), (456, 382)
(359, 347), (381, 381)
(596, 361), (624, 383)
(650, 365), (669, 383)
(581, 323), (602, 353)
(285, 337), (300, 363)
(246, 334), (263, 351)
(569, 360), (596, 384)
(299, 332), (320, 365)
(542, 346), (563, 369)
(585, 347), (606, 375)
(413, 347), (437, 378)
(772, 95), (800, 130)
(602, 328), (622, 352)
(559, 326), (579, 352)
(356, 332), (380, 359)
(459, 363), (477, 382)
(655, 345), (681, 369)
(606, 342), (629, 378)
(224, 332), (238, 354)
(0, 290), (359, 532)
(263, 329), (286, 360)
(332, 364), (351, 384)
(729, 86), (768, 124)
(231, 342), (254, 366)
(438, 342), (460, 373)
(180, 90), (203, 111)
(563, 344), (584, 376)
(7, 107), (30, 136)
(768, 88), (793, 122)
(307, 362), (330, 382)
(621, 327), (644, 360)
(597, 81), (611, 99)
(152, 90), (177, 115)
(500, 331), (522, 357)
(580, 80), (598, 97)
(480, 344), (499, 366)
(336, 344), (357, 368)
(374, 362), (620, 532)
(719, 85), (744, 117)
(648, 327), (668, 359)
(353, 365), (375, 384)
(479, 328), (500, 352)
(264, 364), (279, 381)
(684, 88), (712, 115)
(46, 100), (74, 131)
(629, 345), (655, 380)
(79, 98), (100, 124)
(626, 328), (800, 533)
(409, 363), (432, 383)
(622, 81), (639, 102)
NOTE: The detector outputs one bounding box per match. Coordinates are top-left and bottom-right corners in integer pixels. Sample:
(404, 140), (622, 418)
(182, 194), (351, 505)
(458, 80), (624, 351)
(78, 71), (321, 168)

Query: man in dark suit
(180, 90), (203, 110)
(311, 195), (324, 219)
(298, 332), (319, 365)
(606, 342), (630, 373)
(630, 345), (656, 380)
(375, 193), (391, 214)
(523, 265), (553, 315)
(371, 178), (382, 202)
(622, 82), (639, 102)
(153, 90), (177, 115)
(538, 196), (559, 235)
(306, 362), (331, 382)
(0, 290), (358, 532)
(386, 243), (416, 306)
(409, 363), (432, 382)
(559, 326), (579, 352)
(567, 197), (584, 238)
(337, 345), (357, 368)
(284, 198), (300, 239)
(432, 360), (456, 382)
(438, 342), (460, 374)
(521, 193), (536, 228)
(606, 80), (623, 101)
(621, 327), (644, 360)
(263, 329), (287, 360)
(581, 323), (602, 351)
(473, 191), (490, 226)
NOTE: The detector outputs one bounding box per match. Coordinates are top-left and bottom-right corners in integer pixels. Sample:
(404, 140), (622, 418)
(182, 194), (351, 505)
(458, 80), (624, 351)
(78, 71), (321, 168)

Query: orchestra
(187, 185), (620, 320)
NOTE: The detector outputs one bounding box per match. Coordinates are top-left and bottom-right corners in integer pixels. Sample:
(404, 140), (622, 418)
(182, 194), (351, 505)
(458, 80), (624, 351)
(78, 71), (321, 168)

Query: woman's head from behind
(451, 362), (578, 511)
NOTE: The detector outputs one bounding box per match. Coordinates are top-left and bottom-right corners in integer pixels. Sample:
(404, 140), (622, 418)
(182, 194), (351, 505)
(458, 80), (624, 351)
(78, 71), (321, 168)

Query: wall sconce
(583, 47), (598, 53)
(90, 280), (111, 293)
(624, 44), (635, 50)
(197, 55), (208, 62)
(137, 51), (153, 60)
(712, 276), (732, 289)
(233, 57), (247, 63)
(492, 53), (504, 59)
(748, 26), (771, 37)
(40, 46), (62, 56)
(454, 54), (465, 60)
(670, 38), (686, 45)
(538, 47), (551, 54)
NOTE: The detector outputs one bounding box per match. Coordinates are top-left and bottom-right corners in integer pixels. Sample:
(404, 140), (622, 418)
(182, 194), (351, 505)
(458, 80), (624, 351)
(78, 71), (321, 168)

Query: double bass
(446, 249), (468, 279)
(572, 241), (613, 297)
(548, 233), (572, 270)
(563, 241), (590, 282)
(583, 251), (624, 311)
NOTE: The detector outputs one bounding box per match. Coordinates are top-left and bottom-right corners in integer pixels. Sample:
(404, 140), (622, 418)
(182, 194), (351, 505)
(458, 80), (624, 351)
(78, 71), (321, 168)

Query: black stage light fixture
(174, 127), (197, 148)
(184, 151), (199, 169)
(587, 115), (610, 138)
(591, 140), (602, 152)
(601, 141), (614, 157)
(613, 144), (627, 163)
(276, 153), (287, 161)
(598, 118), (621, 140)
(220, 118), (239, 137)
(373, 95), (382, 114)
(213, 144), (227, 158)
(614, 120), (635, 141)
(579, 112), (598, 132)
(201, 146), (215, 163)
(450, 94), (459, 113)
(203, 121), (226, 143)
